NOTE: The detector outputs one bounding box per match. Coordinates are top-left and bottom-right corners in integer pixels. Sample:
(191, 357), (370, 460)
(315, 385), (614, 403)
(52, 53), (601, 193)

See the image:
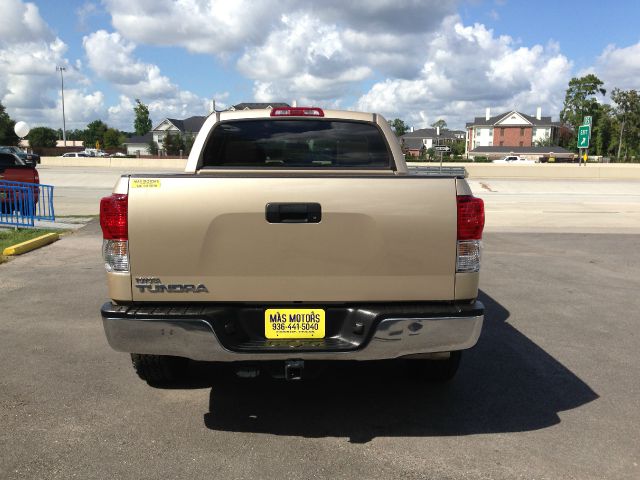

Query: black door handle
(265, 203), (321, 223)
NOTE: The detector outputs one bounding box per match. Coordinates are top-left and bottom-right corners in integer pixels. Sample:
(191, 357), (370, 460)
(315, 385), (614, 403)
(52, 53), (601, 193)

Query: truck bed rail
(407, 166), (468, 178)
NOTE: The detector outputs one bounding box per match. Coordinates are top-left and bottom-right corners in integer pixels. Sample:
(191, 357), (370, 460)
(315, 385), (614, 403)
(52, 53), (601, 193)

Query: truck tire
(409, 351), (462, 382)
(130, 354), (188, 385)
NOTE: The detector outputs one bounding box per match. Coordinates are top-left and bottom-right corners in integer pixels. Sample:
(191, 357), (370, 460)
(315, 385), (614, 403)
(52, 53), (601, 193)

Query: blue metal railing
(0, 180), (55, 227)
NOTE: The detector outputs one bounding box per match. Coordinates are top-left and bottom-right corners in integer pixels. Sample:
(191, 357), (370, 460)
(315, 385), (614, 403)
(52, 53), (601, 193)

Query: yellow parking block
(2, 233), (59, 256)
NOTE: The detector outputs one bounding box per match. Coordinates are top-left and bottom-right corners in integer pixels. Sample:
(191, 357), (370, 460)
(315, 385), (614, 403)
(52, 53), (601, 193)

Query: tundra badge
(134, 277), (209, 293)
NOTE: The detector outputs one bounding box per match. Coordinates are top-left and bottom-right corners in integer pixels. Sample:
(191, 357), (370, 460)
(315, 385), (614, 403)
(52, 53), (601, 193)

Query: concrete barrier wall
(40, 156), (640, 179)
(40, 156), (187, 169)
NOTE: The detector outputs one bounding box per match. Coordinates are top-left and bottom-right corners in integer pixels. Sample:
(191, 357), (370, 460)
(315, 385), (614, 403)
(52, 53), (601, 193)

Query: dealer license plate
(264, 309), (325, 339)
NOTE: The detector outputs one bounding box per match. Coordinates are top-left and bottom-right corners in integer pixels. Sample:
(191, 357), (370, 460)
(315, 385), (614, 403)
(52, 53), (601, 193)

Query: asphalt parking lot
(1, 219), (639, 479)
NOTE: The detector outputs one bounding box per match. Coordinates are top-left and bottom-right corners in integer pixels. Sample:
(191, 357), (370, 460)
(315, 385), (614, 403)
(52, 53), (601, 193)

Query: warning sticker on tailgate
(131, 179), (161, 188)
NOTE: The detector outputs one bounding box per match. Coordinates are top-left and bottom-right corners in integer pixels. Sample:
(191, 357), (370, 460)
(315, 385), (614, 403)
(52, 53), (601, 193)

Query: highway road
(38, 165), (640, 233)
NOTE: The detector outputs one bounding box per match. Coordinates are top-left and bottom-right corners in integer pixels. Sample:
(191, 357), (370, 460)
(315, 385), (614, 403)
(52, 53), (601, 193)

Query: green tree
(65, 129), (84, 141)
(450, 139), (465, 155)
(162, 132), (185, 155)
(431, 119), (447, 130)
(84, 120), (108, 149)
(426, 147), (435, 160)
(534, 134), (553, 147)
(184, 133), (195, 155)
(390, 118), (409, 136)
(147, 139), (158, 155)
(27, 126), (58, 148)
(103, 128), (122, 149)
(560, 74), (607, 128)
(0, 102), (19, 145)
(162, 133), (175, 154)
(560, 74), (607, 151)
(611, 88), (640, 160)
(133, 99), (152, 136)
(594, 104), (618, 158)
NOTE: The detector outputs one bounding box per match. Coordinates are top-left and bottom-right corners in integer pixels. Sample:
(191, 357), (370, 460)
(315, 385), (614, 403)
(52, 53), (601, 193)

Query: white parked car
(492, 155), (536, 164)
(61, 152), (89, 157)
(84, 149), (109, 157)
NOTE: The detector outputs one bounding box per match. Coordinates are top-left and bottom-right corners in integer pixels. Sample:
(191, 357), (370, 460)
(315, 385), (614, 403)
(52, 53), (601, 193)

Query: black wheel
(130, 354), (188, 386)
(408, 351), (462, 382)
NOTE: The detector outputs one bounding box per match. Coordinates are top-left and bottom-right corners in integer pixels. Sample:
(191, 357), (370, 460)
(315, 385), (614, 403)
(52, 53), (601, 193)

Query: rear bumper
(100, 301), (484, 361)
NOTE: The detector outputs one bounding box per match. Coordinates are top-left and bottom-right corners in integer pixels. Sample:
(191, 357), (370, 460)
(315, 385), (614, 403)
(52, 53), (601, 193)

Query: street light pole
(436, 126), (442, 172)
(56, 66), (66, 147)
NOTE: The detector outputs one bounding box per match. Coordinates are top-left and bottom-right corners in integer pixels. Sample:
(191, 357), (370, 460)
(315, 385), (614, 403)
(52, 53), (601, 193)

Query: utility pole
(56, 66), (67, 147)
(436, 126), (442, 172)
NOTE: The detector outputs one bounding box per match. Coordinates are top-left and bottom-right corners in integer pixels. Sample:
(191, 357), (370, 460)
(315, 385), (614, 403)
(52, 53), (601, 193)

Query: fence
(0, 180), (55, 227)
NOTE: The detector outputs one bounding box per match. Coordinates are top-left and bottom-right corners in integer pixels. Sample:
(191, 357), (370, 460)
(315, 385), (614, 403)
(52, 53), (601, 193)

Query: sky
(1, 0), (639, 133)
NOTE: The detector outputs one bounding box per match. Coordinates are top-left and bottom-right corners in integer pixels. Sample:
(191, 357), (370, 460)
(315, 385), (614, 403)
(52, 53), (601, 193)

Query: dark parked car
(0, 152), (40, 214)
(0, 146), (40, 167)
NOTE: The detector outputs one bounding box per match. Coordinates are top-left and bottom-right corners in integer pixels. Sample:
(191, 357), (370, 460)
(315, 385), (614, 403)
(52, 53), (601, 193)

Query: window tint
(0, 153), (22, 167)
(202, 119), (391, 168)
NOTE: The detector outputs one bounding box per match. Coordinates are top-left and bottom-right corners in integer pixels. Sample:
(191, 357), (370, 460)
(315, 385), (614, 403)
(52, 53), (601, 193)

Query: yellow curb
(2, 233), (59, 256)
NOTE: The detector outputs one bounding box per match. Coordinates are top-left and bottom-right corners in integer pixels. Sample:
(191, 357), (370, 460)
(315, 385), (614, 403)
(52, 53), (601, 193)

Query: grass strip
(0, 228), (63, 253)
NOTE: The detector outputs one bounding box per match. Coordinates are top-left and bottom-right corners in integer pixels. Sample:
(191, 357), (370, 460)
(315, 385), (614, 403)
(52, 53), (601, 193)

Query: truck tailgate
(128, 176), (457, 302)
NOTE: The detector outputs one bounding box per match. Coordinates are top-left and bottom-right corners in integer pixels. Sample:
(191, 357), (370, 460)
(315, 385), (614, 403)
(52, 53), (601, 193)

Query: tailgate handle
(265, 203), (321, 223)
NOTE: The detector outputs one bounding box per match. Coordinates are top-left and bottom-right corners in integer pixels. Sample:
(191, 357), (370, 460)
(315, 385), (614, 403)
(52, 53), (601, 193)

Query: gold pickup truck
(99, 107), (485, 384)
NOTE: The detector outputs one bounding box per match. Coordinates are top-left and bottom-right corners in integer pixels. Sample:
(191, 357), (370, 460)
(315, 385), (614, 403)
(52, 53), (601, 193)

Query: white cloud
(83, 30), (177, 98)
(103, 0), (281, 55)
(63, 89), (106, 124)
(0, 0), (53, 45)
(238, 14), (375, 103)
(103, 1), (457, 105)
(76, 2), (99, 31)
(82, 29), (210, 129)
(356, 17), (572, 128)
(0, 1), (68, 121)
(593, 42), (640, 92)
(0, 0), (61, 110)
(0, 0), (106, 129)
(103, 0), (457, 55)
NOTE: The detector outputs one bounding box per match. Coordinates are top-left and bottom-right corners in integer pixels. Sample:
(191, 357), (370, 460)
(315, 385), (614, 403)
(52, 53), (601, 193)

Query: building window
(519, 141), (523, 147)
(520, 127), (525, 136)
(500, 128), (504, 137)
(499, 141), (504, 146)
(488, 141), (492, 146)
(489, 128), (494, 136)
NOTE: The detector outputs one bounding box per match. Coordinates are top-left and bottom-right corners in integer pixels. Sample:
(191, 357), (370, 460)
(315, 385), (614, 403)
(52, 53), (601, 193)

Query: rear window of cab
(201, 119), (392, 168)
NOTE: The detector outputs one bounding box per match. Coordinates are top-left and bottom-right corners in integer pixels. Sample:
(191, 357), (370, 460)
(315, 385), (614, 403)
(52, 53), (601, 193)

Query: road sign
(583, 116), (592, 126)
(434, 146), (450, 152)
(577, 125), (590, 148)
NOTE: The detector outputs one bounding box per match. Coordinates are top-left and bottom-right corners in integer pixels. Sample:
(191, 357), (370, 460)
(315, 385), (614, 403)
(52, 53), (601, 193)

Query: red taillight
(270, 107), (324, 117)
(457, 195), (485, 240)
(100, 194), (128, 240)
